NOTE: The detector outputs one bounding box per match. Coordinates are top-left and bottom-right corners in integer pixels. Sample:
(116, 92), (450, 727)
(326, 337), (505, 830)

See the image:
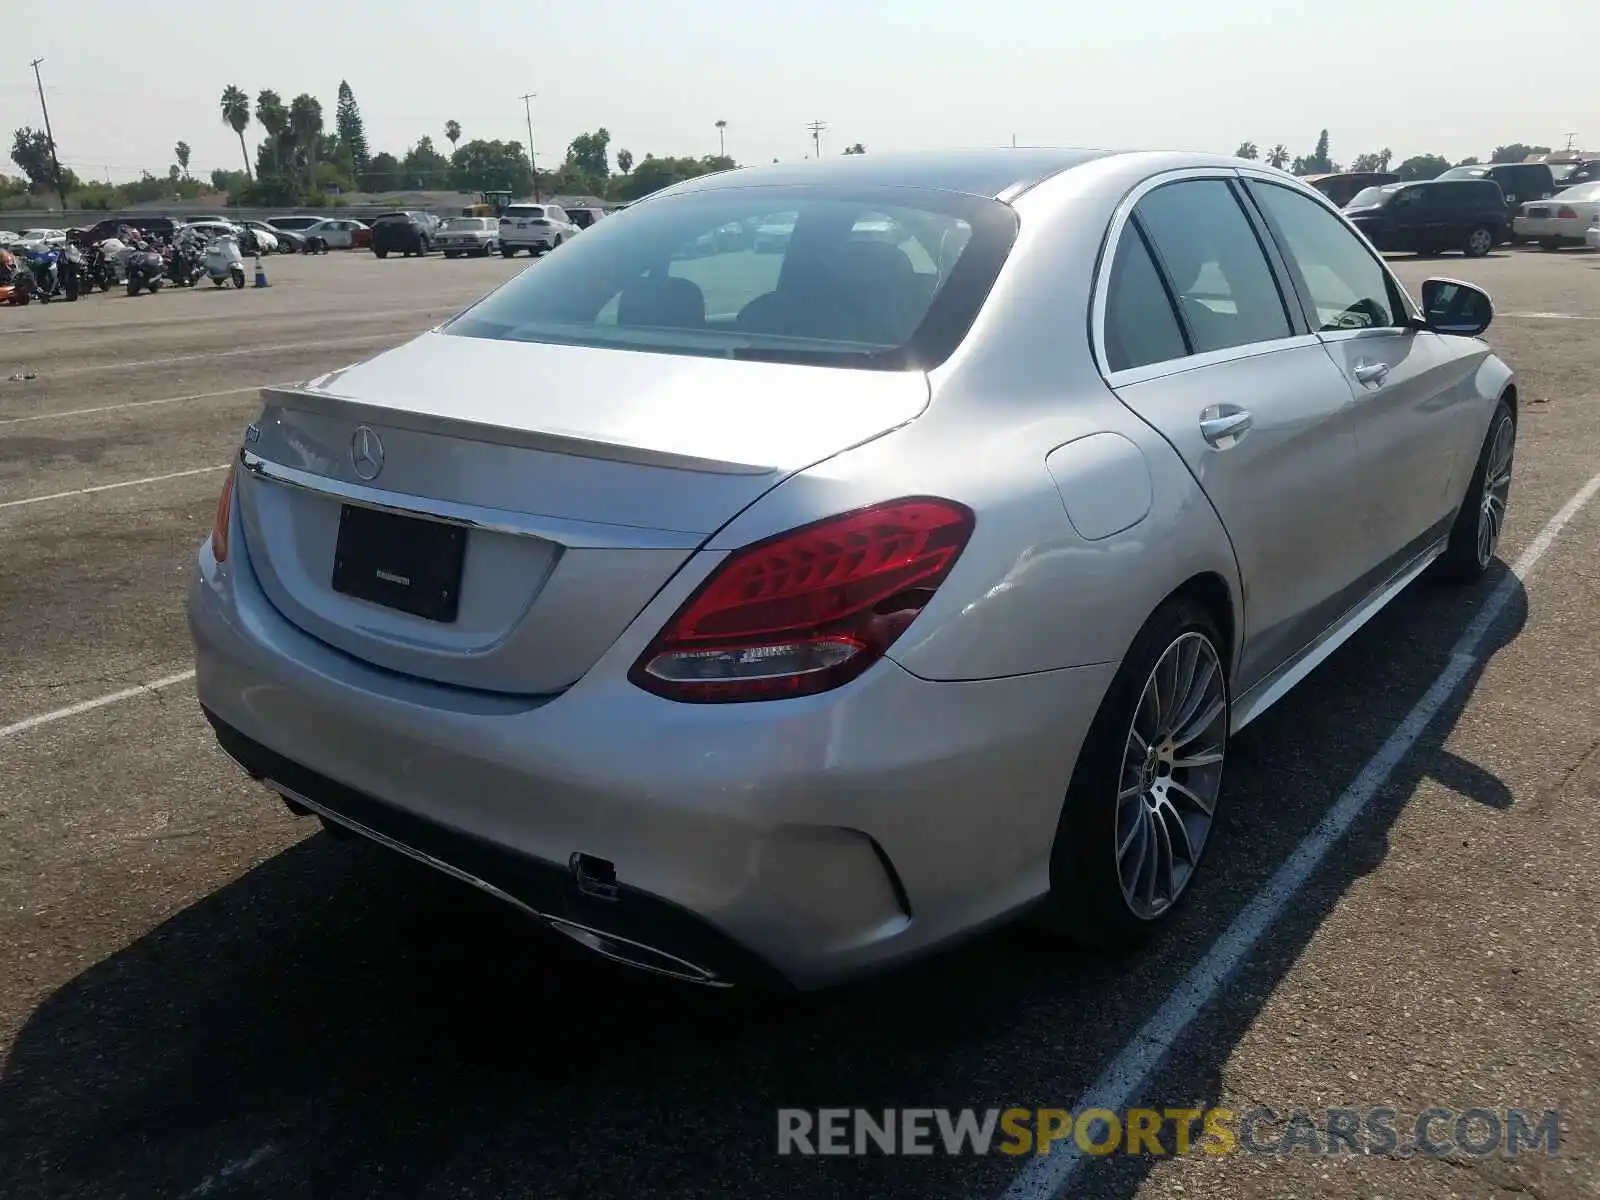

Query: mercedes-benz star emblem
(350, 426), (385, 481)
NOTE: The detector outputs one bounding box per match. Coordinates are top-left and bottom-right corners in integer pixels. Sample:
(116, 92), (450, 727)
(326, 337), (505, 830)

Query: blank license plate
(331, 504), (467, 623)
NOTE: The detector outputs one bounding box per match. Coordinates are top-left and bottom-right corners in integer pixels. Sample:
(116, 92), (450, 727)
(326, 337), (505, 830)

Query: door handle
(1199, 405), (1253, 448)
(1353, 358), (1390, 387)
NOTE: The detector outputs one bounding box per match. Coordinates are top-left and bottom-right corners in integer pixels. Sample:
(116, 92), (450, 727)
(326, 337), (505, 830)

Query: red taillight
(211, 463), (236, 562)
(630, 498), (975, 702)
(1557, 206), (1579, 219)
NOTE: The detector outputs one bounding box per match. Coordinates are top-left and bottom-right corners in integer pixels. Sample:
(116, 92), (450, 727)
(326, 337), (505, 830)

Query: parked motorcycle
(85, 241), (121, 291)
(125, 245), (167, 296)
(59, 243), (86, 301)
(202, 233), (247, 289)
(12, 247), (63, 304)
(167, 239), (204, 288)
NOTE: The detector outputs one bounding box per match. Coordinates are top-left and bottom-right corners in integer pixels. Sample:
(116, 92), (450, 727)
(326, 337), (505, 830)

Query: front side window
(1133, 179), (1293, 355)
(1249, 181), (1399, 331)
(448, 186), (1015, 370)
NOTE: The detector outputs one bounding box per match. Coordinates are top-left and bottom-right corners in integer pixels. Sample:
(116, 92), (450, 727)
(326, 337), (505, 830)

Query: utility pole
(1565, 132), (1579, 152)
(520, 92), (540, 201)
(806, 120), (828, 160)
(29, 57), (68, 211)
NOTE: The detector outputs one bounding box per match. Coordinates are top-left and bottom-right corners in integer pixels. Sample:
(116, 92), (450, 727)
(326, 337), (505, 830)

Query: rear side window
(1249, 182), (1398, 331)
(1103, 229), (1187, 372)
(1134, 180), (1293, 355)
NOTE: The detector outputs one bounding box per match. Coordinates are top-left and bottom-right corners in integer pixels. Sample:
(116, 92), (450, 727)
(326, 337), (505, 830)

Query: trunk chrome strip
(238, 448), (705, 550)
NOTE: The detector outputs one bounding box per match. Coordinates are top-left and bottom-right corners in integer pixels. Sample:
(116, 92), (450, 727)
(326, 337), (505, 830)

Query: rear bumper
(1513, 216), (1587, 242)
(501, 232), (557, 249)
(186, 510), (1114, 989)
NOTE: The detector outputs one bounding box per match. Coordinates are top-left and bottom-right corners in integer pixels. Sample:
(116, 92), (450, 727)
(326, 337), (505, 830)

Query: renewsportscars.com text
(776, 1107), (1561, 1158)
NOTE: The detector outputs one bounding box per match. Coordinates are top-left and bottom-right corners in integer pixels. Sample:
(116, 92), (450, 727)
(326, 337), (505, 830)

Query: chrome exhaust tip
(544, 917), (731, 987)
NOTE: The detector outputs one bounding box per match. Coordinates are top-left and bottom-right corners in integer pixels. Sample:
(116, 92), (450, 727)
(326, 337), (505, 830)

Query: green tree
(445, 119), (461, 150)
(335, 81), (370, 173)
(1234, 141), (1259, 160)
(613, 153), (735, 202)
(174, 141), (192, 178)
(449, 139), (534, 194)
(255, 89), (289, 178)
(616, 148), (634, 175)
(1310, 129), (1331, 173)
(220, 85), (253, 180)
(1350, 148), (1392, 172)
(288, 94), (324, 186)
(843, 143), (866, 155)
(565, 128), (612, 187)
(1396, 153), (1451, 181)
(1457, 155), (1481, 166)
(1266, 144), (1290, 169)
(1490, 143), (1550, 164)
(360, 150), (401, 192)
(211, 168), (249, 194)
(10, 127), (54, 188)
(401, 136), (451, 187)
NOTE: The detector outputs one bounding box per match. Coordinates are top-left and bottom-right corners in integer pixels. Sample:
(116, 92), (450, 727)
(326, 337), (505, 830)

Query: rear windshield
(447, 185), (1017, 370)
(1438, 166), (1488, 180)
(372, 212), (413, 223)
(503, 206), (544, 218)
(441, 217), (493, 230)
(1346, 186), (1393, 208)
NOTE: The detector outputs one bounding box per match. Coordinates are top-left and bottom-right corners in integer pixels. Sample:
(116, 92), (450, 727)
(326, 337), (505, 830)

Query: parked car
(497, 203), (578, 256)
(1436, 162), (1556, 211)
(1550, 159), (1600, 189)
(191, 148), (1516, 990)
(1343, 179), (1509, 256)
(1301, 171), (1400, 207)
(565, 207), (607, 231)
(1513, 182), (1600, 249)
(299, 218), (370, 251)
(238, 220), (283, 254)
(753, 212), (797, 252)
(369, 212), (433, 258)
(436, 216), (500, 257)
(14, 228), (67, 252)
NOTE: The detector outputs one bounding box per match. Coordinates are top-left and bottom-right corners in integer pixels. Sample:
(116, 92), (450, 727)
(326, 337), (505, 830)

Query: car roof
(665, 147), (1118, 201)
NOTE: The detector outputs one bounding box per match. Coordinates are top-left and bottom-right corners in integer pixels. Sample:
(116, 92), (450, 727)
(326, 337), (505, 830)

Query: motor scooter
(202, 234), (247, 289)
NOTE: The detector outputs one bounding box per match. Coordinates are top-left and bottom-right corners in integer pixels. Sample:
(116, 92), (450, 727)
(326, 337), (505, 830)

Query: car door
(1245, 175), (1483, 578)
(1099, 174), (1368, 690)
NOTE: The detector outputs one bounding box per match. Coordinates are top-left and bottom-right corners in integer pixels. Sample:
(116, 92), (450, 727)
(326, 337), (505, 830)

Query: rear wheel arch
(1500, 383), (1517, 423)
(1163, 572), (1237, 680)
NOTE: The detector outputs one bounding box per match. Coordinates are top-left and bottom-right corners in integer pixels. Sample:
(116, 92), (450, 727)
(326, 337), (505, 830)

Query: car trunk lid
(236, 331), (929, 694)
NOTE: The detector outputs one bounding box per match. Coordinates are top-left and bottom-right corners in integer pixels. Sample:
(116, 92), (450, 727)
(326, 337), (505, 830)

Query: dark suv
(370, 211), (435, 258)
(1342, 179), (1509, 257)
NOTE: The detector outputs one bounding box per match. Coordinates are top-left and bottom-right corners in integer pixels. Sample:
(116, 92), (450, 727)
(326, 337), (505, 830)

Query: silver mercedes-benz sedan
(189, 149), (1516, 989)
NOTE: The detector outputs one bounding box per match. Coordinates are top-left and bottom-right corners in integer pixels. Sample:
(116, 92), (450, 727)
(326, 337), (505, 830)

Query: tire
(1540, 238), (1563, 252)
(127, 279), (140, 297)
(1036, 597), (1230, 948)
(1463, 226), (1494, 257)
(148, 278), (162, 292)
(443, 249), (459, 259)
(374, 248), (388, 260)
(501, 245), (515, 258)
(1432, 400), (1515, 583)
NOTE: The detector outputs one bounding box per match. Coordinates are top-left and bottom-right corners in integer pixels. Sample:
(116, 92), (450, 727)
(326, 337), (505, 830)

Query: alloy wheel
(1115, 631), (1228, 920)
(1469, 228), (1493, 256)
(1477, 415), (1514, 567)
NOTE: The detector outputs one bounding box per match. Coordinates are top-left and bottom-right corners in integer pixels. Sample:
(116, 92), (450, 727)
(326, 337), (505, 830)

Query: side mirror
(1419, 277), (1493, 337)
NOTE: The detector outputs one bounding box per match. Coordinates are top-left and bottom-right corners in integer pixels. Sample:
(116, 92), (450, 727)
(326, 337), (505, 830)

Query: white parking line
(0, 465), (225, 511)
(999, 466), (1600, 1200)
(40, 332), (412, 378)
(1, 302), (466, 337)
(0, 386), (258, 429)
(0, 669), (196, 742)
(1499, 311), (1600, 321)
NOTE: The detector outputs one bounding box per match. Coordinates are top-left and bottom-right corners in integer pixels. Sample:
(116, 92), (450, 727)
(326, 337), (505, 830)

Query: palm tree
(288, 94), (324, 187)
(445, 120), (461, 150)
(220, 86), (253, 180)
(256, 89), (288, 179)
(715, 119), (727, 158)
(1266, 143), (1290, 170)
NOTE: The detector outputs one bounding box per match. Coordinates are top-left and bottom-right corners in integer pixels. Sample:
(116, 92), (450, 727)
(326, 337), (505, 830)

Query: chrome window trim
(1091, 167), (1320, 386)
(237, 448), (706, 550)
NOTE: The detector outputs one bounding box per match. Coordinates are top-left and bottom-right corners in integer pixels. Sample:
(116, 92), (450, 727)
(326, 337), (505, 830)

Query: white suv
(498, 203), (578, 257)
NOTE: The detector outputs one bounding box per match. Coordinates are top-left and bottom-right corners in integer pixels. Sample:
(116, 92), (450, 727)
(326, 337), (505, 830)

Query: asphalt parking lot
(1, 246), (1597, 1200)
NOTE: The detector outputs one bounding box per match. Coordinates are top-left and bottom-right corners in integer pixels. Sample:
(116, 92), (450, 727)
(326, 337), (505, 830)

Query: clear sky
(4, 0), (1594, 184)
